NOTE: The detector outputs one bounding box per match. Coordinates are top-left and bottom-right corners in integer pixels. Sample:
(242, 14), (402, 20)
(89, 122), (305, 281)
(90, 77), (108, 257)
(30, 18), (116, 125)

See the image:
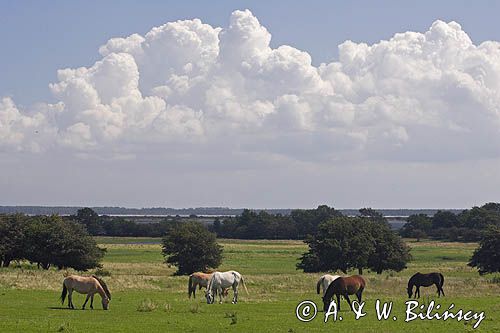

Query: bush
(137, 299), (158, 312)
(162, 222), (223, 275)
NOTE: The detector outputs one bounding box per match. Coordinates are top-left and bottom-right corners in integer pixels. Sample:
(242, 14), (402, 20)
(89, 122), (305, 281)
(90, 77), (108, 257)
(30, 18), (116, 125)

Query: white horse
(206, 271), (248, 304)
(61, 275), (111, 310)
(317, 274), (341, 297)
(188, 272), (229, 299)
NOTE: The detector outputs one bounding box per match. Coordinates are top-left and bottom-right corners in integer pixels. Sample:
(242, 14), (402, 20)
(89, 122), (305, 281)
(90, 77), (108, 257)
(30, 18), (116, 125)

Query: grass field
(0, 238), (499, 332)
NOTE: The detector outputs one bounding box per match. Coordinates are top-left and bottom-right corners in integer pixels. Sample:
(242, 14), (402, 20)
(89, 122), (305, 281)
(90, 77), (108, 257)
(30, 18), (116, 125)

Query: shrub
(137, 299), (158, 312)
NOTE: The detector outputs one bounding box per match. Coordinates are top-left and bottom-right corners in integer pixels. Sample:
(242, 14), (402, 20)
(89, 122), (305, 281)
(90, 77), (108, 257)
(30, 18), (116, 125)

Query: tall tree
(24, 215), (105, 270)
(400, 214), (432, 239)
(297, 217), (375, 274)
(432, 210), (460, 229)
(468, 225), (500, 275)
(359, 208), (387, 224)
(162, 222), (223, 275)
(0, 214), (28, 267)
(367, 222), (412, 274)
(297, 217), (411, 274)
(74, 207), (104, 235)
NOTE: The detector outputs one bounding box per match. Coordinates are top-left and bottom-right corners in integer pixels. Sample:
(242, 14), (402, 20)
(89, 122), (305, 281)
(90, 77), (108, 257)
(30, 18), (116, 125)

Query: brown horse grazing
(407, 272), (445, 298)
(188, 272), (229, 299)
(61, 275), (111, 310)
(322, 275), (365, 312)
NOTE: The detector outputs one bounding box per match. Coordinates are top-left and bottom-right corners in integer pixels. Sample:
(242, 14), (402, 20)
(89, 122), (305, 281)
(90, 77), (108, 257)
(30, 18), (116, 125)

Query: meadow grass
(0, 238), (498, 332)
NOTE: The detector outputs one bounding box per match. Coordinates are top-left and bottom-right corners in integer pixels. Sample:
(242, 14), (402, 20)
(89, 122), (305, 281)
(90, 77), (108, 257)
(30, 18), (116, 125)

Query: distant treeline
(32, 206), (380, 239)
(3, 204), (497, 242)
(0, 206), (462, 217)
(400, 203), (500, 241)
(66, 206), (385, 239)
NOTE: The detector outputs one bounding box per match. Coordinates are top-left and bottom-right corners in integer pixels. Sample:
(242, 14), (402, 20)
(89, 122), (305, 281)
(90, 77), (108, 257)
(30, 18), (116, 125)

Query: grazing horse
(188, 272), (228, 299)
(61, 275), (111, 310)
(316, 274), (341, 297)
(206, 271), (248, 304)
(407, 272), (445, 298)
(323, 275), (365, 312)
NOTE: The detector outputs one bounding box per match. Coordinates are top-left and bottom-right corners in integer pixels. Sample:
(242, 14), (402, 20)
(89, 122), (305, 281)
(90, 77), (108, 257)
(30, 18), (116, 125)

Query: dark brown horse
(407, 272), (445, 298)
(322, 275), (365, 312)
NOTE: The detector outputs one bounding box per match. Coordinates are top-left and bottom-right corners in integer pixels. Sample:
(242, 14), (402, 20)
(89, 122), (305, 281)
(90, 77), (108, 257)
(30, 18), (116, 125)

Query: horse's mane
(92, 275), (111, 300)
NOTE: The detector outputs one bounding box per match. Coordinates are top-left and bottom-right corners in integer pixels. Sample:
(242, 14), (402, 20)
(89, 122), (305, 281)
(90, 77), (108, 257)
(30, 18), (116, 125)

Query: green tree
(291, 205), (343, 238)
(297, 217), (411, 275)
(468, 225), (500, 275)
(25, 215), (105, 270)
(297, 217), (375, 274)
(73, 207), (104, 235)
(161, 222), (223, 275)
(367, 222), (412, 274)
(359, 208), (386, 224)
(400, 214), (432, 239)
(0, 214), (28, 267)
(432, 210), (459, 229)
(459, 206), (500, 230)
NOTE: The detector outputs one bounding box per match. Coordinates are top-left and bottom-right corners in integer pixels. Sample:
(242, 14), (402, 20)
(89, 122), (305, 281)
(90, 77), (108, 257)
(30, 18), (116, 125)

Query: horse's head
(322, 296), (330, 312)
(205, 290), (214, 304)
(407, 286), (413, 298)
(102, 297), (110, 310)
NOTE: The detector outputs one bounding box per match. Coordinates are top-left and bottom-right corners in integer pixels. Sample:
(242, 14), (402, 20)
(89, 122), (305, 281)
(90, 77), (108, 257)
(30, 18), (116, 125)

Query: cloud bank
(2, 10), (500, 162)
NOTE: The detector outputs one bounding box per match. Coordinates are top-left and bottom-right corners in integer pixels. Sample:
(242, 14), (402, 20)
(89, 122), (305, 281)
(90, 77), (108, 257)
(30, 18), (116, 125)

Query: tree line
(65, 203), (500, 243)
(400, 203), (500, 241)
(0, 214), (104, 270)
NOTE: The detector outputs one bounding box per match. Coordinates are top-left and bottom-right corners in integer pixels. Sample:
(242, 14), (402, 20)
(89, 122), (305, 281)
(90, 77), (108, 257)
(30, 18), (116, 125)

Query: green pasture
(0, 238), (498, 332)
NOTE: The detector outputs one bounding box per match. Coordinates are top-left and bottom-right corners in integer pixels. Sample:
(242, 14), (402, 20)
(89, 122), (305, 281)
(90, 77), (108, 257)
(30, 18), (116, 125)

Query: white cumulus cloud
(1, 10), (500, 162)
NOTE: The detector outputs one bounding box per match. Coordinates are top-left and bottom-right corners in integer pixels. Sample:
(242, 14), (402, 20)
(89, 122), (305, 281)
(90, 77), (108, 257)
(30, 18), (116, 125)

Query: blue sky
(2, 1), (500, 106)
(1, 1), (499, 208)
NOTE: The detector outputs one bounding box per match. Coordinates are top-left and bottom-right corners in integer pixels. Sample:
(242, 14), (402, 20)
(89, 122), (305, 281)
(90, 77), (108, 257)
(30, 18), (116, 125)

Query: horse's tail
(439, 273), (445, 287)
(60, 283), (67, 304)
(188, 275), (194, 298)
(317, 276), (324, 294)
(92, 275), (111, 300)
(240, 275), (249, 295)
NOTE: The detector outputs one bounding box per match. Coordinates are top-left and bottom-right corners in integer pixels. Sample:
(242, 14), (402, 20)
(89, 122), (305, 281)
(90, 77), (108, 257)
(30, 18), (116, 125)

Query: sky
(1, 1), (499, 208)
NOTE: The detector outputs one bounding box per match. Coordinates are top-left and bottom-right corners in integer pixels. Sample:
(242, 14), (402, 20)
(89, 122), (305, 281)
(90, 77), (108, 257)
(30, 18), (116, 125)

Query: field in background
(0, 239), (498, 332)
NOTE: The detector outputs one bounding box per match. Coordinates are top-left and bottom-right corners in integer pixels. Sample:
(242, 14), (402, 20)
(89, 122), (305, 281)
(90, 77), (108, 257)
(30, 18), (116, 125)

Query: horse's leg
(344, 294), (353, 311)
(356, 288), (363, 303)
(232, 285), (238, 304)
(440, 285), (445, 297)
(218, 287), (223, 304)
(82, 294), (91, 310)
(68, 289), (74, 309)
(90, 295), (94, 309)
(336, 294), (341, 312)
(417, 287), (420, 298)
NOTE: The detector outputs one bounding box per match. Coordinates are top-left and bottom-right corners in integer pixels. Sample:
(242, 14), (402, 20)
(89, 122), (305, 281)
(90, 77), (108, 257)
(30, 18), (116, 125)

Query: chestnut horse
(322, 275), (365, 312)
(407, 272), (445, 298)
